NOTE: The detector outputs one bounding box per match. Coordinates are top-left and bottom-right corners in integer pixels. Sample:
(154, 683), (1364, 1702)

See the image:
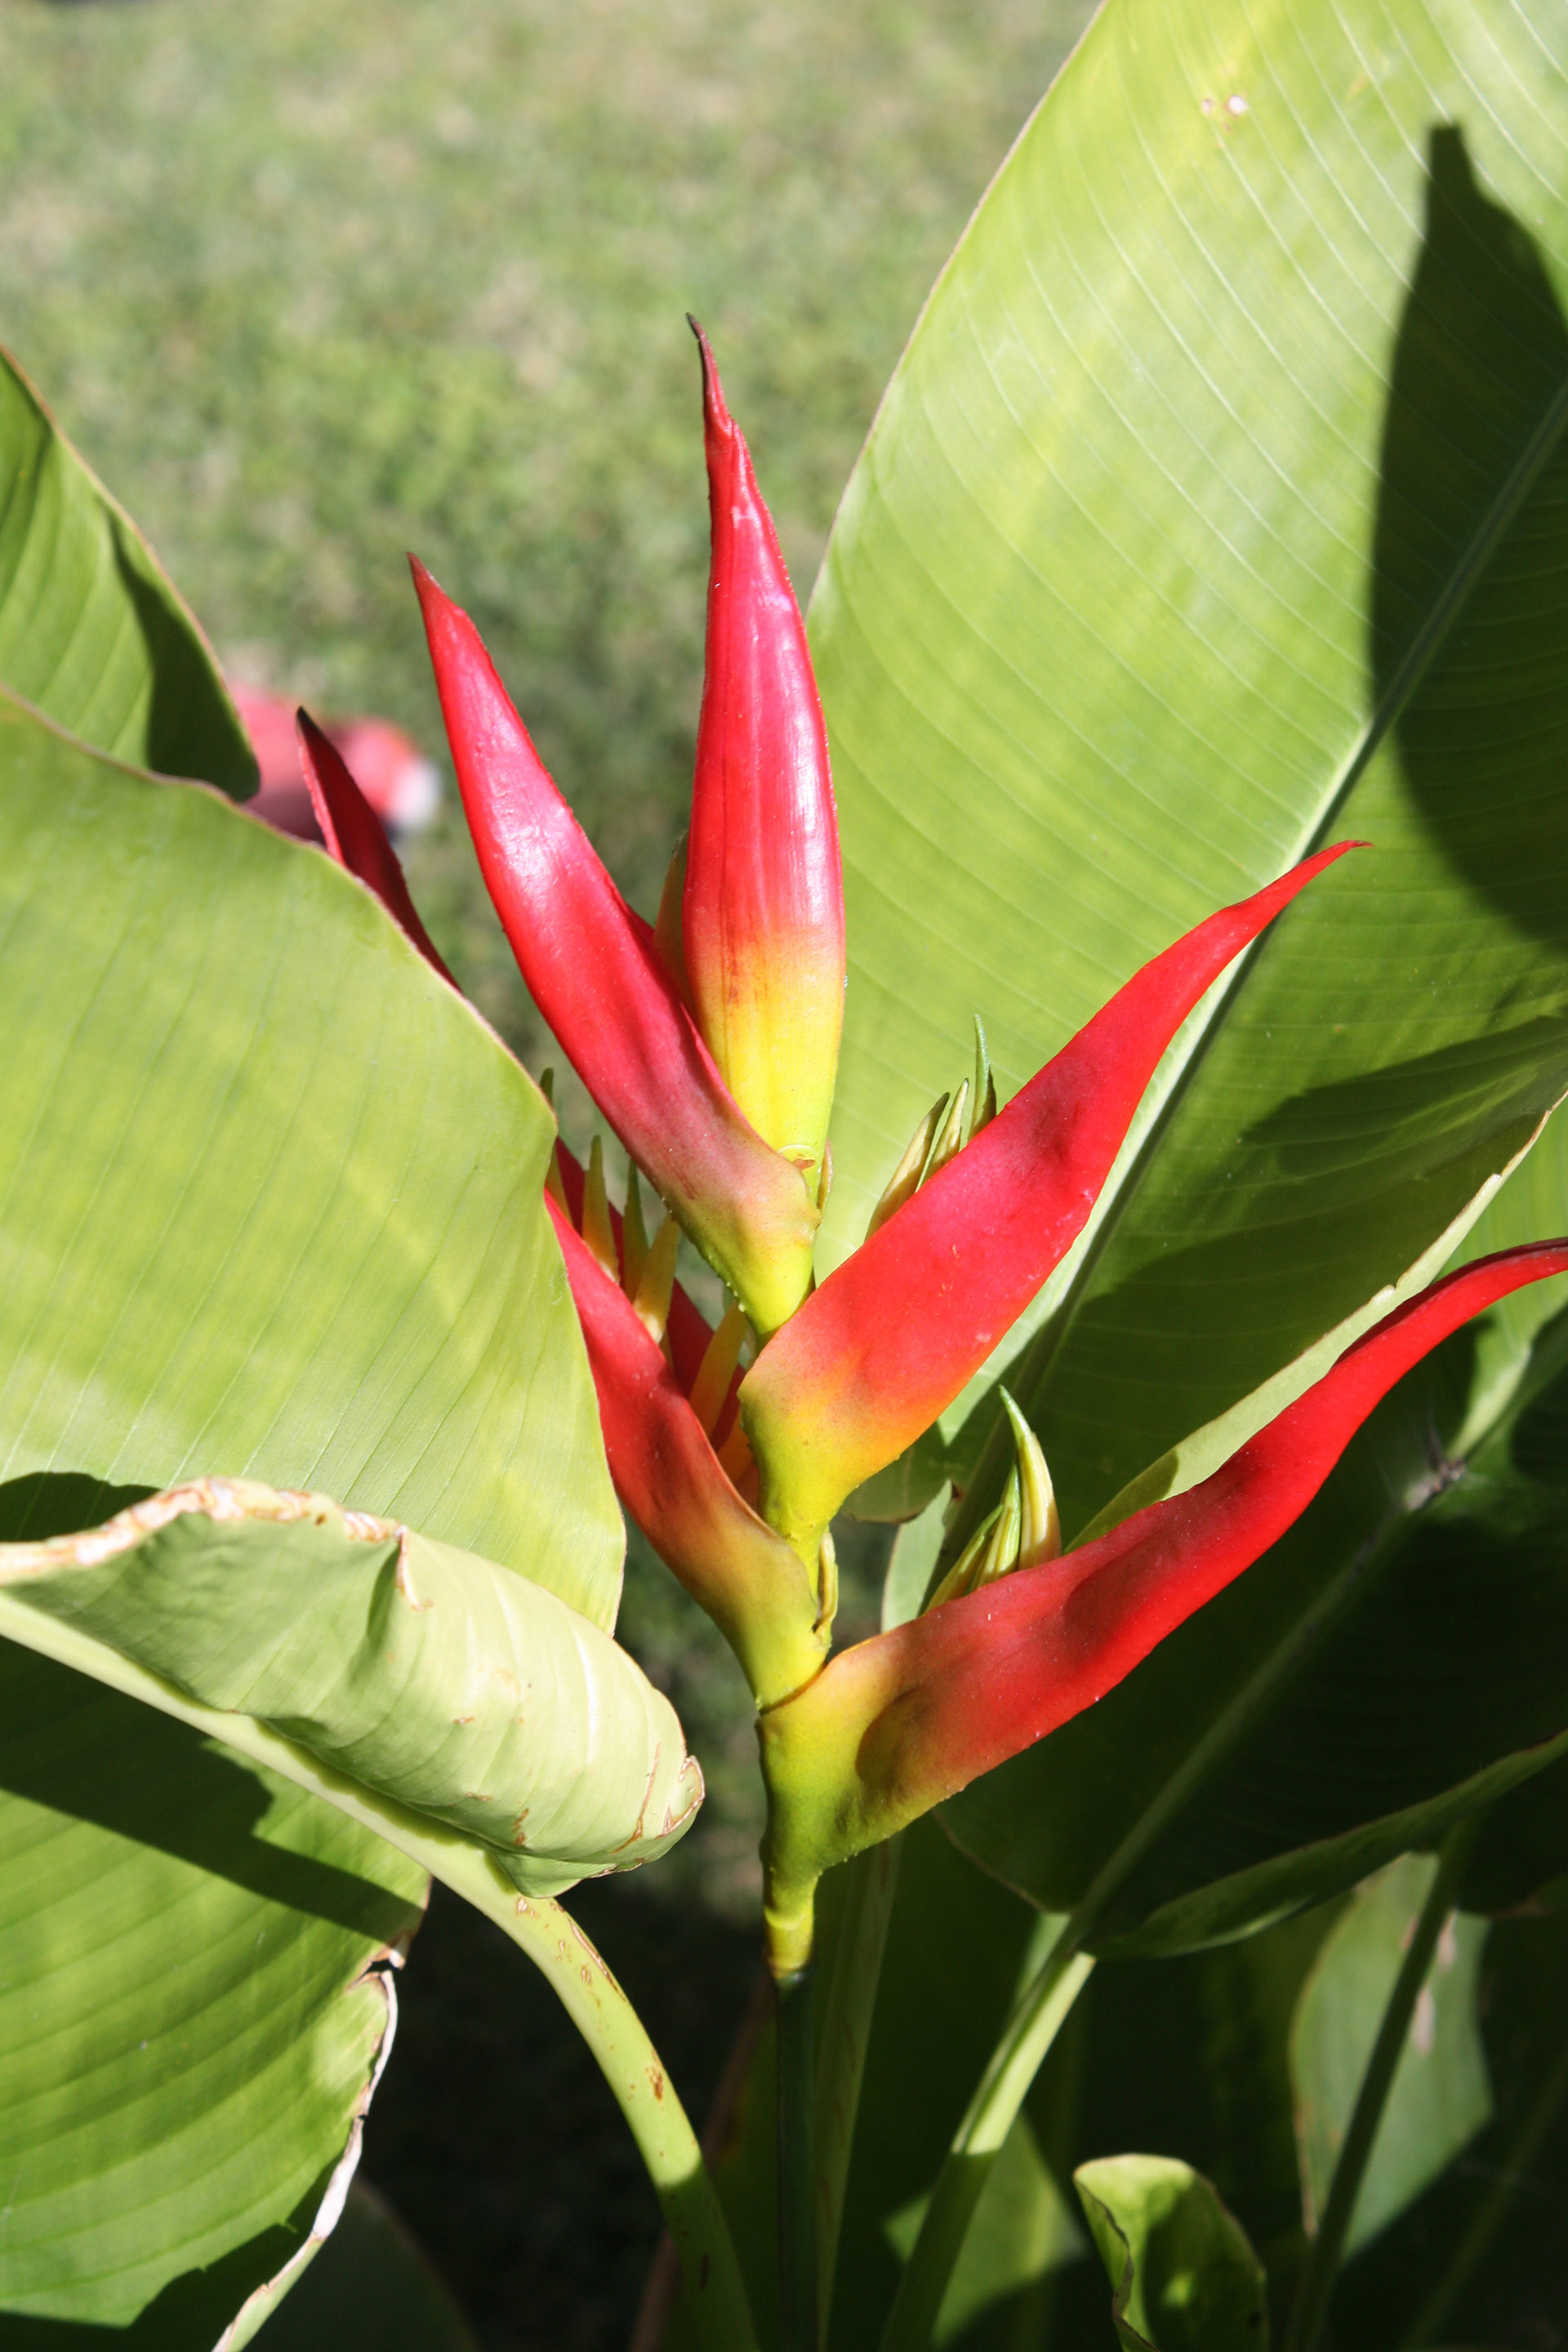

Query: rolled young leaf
(297, 709), (456, 985)
(758, 1241), (1568, 1948)
(548, 1196), (824, 1707)
(0, 1477), (702, 1895)
(742, 846), (1358, 1555)
(412, 557), (818, 1334)
(684, 323), (844, 1192)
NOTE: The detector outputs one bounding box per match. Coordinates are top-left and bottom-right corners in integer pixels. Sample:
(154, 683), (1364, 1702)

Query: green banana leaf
(1075, 2156), (1268, 2352)
(0, 1477), (700, 1894)
(0, 1637), (425, 2341)
(0, 345), (254, 791)
(0, 360), (639, 2345)
(811, 0), (1568, 1550)
(1290, 1855), (1491, 2261)
(0, 1472), (699, 2341)
(941, 1123), (1568, 1947)
(0, 694), (621, 1628)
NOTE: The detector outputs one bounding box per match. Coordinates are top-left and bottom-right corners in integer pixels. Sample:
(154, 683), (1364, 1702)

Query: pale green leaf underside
(1290, 1854), (1490, 2259)
(811, 0), (1568, 1545)
(0, 345), (255, 792)
(0, 693), (622, 1631)
(0, 1637), (425, 2332)
(0, 1478), (701, 1893)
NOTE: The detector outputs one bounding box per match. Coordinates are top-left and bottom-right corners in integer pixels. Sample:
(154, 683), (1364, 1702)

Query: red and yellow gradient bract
(758, 1240), (1568, 1953)
(411, 558), (818, 1337)
(683, 325), (844, 1195)
(741, 844), (1361, 1558)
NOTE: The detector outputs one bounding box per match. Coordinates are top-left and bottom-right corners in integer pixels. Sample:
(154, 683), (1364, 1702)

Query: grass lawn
(0, 0), (1092, 2337)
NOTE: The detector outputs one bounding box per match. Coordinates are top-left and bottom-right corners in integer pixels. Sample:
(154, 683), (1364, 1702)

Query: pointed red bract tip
(296, 710), (456, 986)
(760, 1236), (1568, 1881)
(682, 323), (844, 1191)
(742, 844), (1362, 1551)
(410, 555), (819, 1333)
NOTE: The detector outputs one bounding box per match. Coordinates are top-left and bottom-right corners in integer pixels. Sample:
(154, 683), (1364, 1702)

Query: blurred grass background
(0, 0), (1090, 2338)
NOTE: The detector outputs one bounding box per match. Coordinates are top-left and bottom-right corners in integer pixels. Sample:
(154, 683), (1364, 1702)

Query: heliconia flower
(740, 844), (1362, 1559)
(681, 322), (844, 1194)
(546, 1194), (826, 1707)
(410, 558), (819, 1337)
(755, 1239), (1568, 1961)
(296, 711), (456, 986)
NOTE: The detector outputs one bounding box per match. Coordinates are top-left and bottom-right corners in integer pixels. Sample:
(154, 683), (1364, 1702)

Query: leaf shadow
(1377, 124), (1568, 947)
(109, 522), (255, 796)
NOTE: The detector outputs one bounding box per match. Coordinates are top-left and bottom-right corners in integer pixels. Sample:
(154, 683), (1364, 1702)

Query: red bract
(758, 1238), (1568, 1947)
(741, 844), (1361, 1555)
(296, 712), (456, 987)
(683, 323), (844, 1193)
(547, 1196), (824, 1705)
(411, 558), (818, 1337)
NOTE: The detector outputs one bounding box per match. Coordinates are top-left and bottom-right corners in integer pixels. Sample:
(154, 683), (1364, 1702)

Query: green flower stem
(777, 1962), (819, 2352)
(0, 1597), (760, 2352)
(470, 1877), (762, 2352)
(813, 1836), (904, 2337)
(1284, 1818), (1482, 2352)
(876, 1930), (1094, 2352)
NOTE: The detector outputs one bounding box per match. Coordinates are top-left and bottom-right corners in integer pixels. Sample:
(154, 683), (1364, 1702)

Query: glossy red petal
(762, 1240), (1568, 1874)
(742, 845), (1361, 1549)
(548, 1196), (823, 1705)
(296, 710), (456, 986)
(684, 324), (844, 1183)
(412, 559), (817, 1333)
